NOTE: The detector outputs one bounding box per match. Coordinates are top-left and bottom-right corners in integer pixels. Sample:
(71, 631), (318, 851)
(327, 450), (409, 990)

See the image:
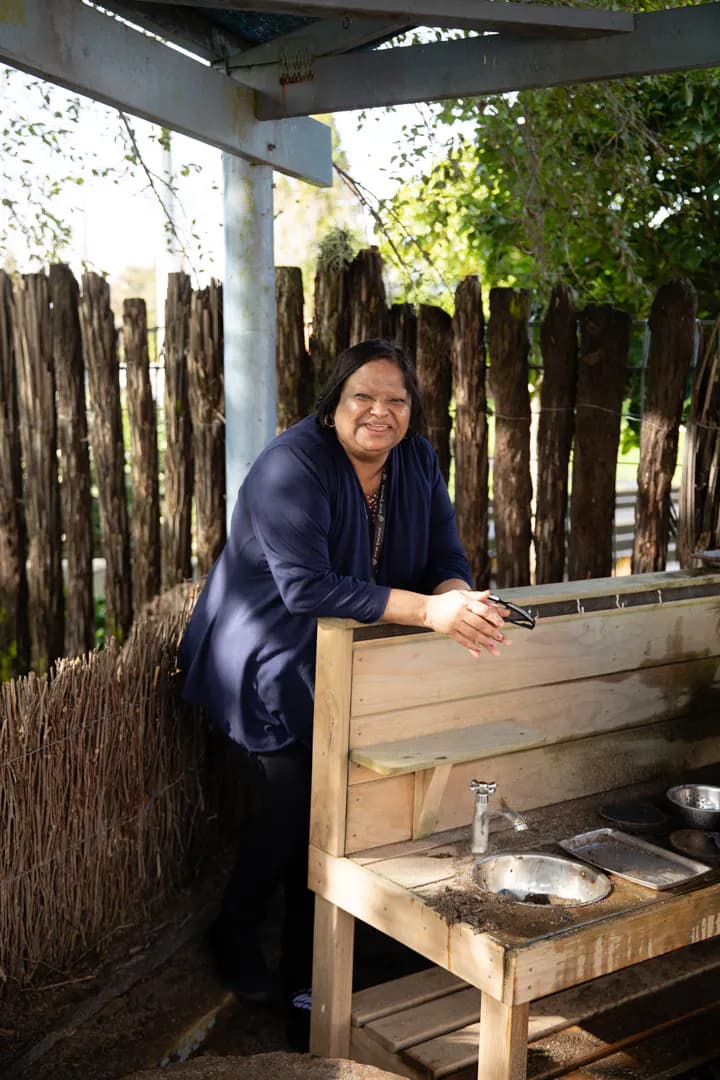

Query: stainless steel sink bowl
(473, 851), (612, 906)
(667, 784), (720, 830)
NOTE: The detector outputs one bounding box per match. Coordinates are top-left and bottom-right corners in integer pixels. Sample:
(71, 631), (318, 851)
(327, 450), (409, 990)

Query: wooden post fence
(51, 263), (95, 657)
(311, 249), (350, 394)
(14, 272), (64, 673)
(123, 297), (161, 611)
(488, 287), (533, 588)
(188, 280), (226, 577)
(162, 272), (194, 589)
(347, 246), (388, 343)
(568, 304), (631, 580)
(452, 276), (490, 588)
(80, 272), (133, 641)
(535, 283), (578, 584)
(276, 266), (313, 432)
(0, 270), (29, 677)
(417, 304), (453, 485)
(632, 279), (697, 573)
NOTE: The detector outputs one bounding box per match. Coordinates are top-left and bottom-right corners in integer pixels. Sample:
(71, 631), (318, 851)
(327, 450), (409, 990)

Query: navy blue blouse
(179, 416), (471, 751)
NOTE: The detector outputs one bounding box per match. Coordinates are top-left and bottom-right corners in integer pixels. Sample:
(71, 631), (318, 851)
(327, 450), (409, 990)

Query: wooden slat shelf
(349, 719), (545, 775)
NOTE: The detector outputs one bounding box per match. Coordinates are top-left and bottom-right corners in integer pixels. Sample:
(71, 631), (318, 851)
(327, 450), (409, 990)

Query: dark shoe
(285, 988), (312, 1051)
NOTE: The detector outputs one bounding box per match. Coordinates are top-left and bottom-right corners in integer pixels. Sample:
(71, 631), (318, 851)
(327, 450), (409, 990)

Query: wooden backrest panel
(350, 600), (720, 724)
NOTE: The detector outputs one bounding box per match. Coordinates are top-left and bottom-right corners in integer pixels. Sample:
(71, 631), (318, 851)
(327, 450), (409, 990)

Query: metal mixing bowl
(666, 784), (720, 830)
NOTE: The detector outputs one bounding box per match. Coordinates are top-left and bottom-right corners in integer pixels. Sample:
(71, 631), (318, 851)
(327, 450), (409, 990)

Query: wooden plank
(349, 656), (720, 750)
(310, 896), (355, 1059)
(350, 1024), (426, 1080)
(352, 720), (541, 774)
(349, 601), (720, 718)
(511, 879), (720, 1003)
(352, 828), (469, 865)
(346, 773), (415, 853)
(404, 938), (720, 1077)
(413, 763), (453, 836)
(358, 852), (459, 891)
(352, 966), (467, 1028)
(311, 620), (354, 856)
(308, 846), (507, 998)
(477, 996), (529, 1080)
(366, 986), (481, 1052)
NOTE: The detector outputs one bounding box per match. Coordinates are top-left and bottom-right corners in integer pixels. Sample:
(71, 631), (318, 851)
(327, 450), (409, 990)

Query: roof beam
(224, 16), (409, 68)
(0, 0), (331, 186)
(133, 0), (635, 38)
(247, 2), (720, 117)
(98, 1), (249, 63)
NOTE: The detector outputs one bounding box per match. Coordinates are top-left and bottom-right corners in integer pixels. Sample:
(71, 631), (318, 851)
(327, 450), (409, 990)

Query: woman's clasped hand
(424, 588), (511, 658)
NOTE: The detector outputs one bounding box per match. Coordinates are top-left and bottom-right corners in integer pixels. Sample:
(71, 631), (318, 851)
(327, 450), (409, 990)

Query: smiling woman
(177, 337), (513, 1048)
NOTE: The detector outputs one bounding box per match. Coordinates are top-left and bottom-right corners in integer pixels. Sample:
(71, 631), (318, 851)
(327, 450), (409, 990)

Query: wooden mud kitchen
(307, 570), (720, 1080)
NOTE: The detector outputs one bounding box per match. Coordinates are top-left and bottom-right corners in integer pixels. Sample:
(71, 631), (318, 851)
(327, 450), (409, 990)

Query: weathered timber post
(162, 272), (194, 588)
(632, 280), (697, 573)
(568, 304), (631, 580)
(487, 288), (533, 588)
(123, 298), (161, 610)
(14, 272), (64, 672)
(535, 283), (578, 584)
(50, 264), (94, 657)
(677, 322), (720, 565)
(276, 267), (313, 432)
(0, 271), (29, 676)
(416, 304), (453, 485)
(347, 247), (388, 344)
(452, 277), (490, 588)
(188, 281), (226, 576)
(311, 257), (350, 395)
(390, 302), (418, 364)
(80, 272), (133, 641)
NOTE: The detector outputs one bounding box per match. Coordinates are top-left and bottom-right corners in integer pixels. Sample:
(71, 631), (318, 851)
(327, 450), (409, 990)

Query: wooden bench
(307, 570), (720, 1079)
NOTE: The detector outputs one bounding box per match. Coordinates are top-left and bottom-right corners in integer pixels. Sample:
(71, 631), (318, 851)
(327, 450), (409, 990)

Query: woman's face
(333, 359), (411, 465)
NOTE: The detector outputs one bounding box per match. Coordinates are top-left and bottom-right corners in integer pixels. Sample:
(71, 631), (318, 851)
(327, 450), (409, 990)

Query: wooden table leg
(477, 994), (529, 1080)
(310, 895), (355, 1058)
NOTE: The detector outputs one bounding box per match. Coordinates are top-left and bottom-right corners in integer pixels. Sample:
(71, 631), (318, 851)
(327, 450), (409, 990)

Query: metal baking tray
(558, 828), (711, 890)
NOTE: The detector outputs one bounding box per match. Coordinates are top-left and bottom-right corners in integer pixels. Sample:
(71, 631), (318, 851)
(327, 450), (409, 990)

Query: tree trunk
(14, 272), (64, 672)
(568, 304), (631, 581)
(389, 302), (417, 364)
(451, 277), (490, 588)
(0, 271), (29, 676)
(188, 280), (226, 577)
(79, 272), (133, 641)
(632, 280), (697, 573)
(347, 247), (388, 343)
(50, 264), (94, 657)
(123, 298), (161, 611)
(276, 267), (313, 432)
(677, 322), (720, 566)
(310, 259), (350, 395)
(162, 272), (194, 589)
(416, 304), (453, 485)
(487, 288), (532, 588)
(535, 283), (578, 584)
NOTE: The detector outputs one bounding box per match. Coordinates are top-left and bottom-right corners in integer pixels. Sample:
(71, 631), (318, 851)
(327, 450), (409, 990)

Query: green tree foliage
(377, 69), (720, 317)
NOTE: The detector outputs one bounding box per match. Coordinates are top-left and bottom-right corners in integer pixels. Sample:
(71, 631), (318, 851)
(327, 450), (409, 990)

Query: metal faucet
(470, 779), (529, 855)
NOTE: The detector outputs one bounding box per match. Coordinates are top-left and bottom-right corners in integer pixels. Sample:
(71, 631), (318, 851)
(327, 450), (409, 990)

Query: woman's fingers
(460, 592), (511, 657)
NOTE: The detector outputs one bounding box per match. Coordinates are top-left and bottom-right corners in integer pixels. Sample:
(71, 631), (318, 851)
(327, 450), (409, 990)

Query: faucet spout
(470, 779), (528, 856)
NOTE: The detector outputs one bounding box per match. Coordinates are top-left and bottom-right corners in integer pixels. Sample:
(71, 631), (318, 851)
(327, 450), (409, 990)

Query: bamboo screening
(0, 584), (208, 991)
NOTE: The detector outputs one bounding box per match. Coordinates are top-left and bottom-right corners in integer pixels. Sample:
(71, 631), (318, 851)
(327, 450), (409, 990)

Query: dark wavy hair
(315, 339), (426, 435)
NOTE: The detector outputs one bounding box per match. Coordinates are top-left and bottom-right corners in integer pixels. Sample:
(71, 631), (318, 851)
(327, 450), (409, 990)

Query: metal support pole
(222, 153), (276, 532)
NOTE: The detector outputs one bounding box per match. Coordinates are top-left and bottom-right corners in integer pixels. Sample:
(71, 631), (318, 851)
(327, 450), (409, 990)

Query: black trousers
(213, 741), (314, 995)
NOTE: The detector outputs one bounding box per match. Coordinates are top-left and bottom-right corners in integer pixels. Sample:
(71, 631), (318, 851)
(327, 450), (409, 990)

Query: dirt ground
(0, 855), (428, 1080)
(3, 852), (720, 1080)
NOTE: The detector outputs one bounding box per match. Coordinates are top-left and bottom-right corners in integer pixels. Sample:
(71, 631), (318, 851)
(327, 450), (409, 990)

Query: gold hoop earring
(324, 415), (336, 429)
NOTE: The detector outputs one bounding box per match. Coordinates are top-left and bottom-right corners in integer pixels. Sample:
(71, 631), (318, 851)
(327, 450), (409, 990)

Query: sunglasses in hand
(488, 593), (536, 630)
